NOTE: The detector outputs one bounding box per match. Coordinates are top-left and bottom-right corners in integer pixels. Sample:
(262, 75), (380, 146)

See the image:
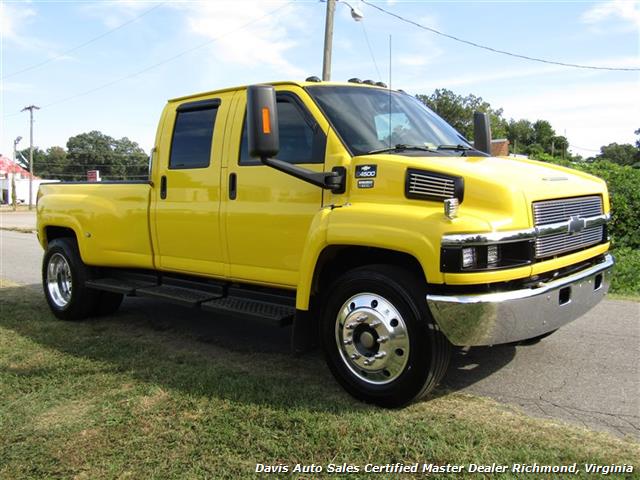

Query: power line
(3, 2), (166, 80)
(4, 2), (294, 117)
(360, 0), (640, 72)
(360, 22), (382, 80)
(570, 144), (601, 153)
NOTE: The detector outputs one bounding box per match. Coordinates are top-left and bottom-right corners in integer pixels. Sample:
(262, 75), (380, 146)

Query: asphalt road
(1, 227), (638, 439)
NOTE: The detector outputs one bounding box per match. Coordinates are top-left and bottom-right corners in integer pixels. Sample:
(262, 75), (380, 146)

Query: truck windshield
(307, 86), (471, 157)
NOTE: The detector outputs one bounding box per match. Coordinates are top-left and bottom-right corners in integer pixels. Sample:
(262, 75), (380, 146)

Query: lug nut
(343, 338), (353, 345)
(350, 353), (361, 360)
(376, 336), (389, 344)
(355, 314), (368, 323)
(369, 320), (382, 327)
(345, 322), (357, 330)
(374, 352), (386, 359)
(363, 358), (375, 366)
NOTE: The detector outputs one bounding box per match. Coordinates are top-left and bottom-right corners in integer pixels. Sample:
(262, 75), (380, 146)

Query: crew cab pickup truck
(37, 80), (614, 407)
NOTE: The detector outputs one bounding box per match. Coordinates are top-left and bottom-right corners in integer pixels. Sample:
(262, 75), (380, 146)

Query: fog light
(487, 245), (499, 265)
(462, 247), (477, 268)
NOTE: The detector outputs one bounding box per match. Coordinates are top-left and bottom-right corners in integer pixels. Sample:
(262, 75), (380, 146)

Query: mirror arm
(260, 157), (345, 193)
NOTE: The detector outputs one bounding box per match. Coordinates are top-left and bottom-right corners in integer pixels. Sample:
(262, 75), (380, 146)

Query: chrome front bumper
(427, 254), (614, 346)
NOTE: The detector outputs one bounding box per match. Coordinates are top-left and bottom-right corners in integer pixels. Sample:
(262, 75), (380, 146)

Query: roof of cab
(168, 80), (385, 104)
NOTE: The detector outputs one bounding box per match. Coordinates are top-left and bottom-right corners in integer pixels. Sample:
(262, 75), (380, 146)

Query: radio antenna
(388, 34), (392, 148)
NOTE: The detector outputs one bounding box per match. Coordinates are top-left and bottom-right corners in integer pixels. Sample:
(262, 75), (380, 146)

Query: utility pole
(322, 0), (363, 81)
(322, 0), (336, 81)
(21, 105), (40, 210)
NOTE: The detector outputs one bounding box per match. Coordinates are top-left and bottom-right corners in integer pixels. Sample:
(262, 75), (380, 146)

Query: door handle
(160, 175), (167, 199)
(229, 173), (237, 200)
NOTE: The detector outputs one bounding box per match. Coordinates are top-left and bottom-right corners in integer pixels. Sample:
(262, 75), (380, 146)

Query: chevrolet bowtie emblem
(568, 216), (586, 234)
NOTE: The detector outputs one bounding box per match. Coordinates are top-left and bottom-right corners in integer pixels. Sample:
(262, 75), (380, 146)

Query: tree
(532, 120), (555, 151)
(506, 119), (534, 154)
(66, 131), (148, 180)
(21, 146), (69, 179)
(43, 146), (69, 179)
(550, 135), (569, 158)
(17, 147), (46, 174)
(416, 89), (507, 140)
(595, 143), (638, 167)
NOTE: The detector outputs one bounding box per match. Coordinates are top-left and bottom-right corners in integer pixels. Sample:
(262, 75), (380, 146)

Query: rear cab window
(170, 99), (220, 169)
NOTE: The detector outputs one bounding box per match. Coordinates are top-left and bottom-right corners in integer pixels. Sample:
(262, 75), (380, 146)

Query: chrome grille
(535, 226), (604, 258)
(533, 196), (604, 258)
(407, 171), (456, 199)
(533, 195), (602, 225)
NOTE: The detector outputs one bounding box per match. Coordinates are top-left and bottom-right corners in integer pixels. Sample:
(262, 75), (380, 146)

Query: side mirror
(247, 85), (279, 159)
(473, 111), (492, 155)
(244, 84), (345, 193)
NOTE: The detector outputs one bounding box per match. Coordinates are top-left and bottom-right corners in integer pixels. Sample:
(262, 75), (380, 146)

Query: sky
(1, 0), (639, 160)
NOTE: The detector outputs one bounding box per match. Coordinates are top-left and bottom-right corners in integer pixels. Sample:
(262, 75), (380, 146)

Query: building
(491, 138), (510, 157)
(0, 155), (59, 205)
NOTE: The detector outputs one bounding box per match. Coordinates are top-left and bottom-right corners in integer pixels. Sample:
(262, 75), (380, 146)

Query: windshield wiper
(437, 144), (473, 151)
(366, 144), (438, 155)
(436, 144), (475, 156)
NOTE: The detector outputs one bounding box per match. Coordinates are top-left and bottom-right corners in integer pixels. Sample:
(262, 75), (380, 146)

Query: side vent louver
(405, 169), (464, 202)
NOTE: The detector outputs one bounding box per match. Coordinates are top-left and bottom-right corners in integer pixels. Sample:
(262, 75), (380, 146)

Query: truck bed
(37, 182), (154, 270)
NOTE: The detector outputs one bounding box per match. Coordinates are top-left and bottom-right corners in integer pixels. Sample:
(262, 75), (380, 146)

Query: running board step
(86, 277), (157, 295)
(135, 285), (223, 307)
(201, 297), (295, 326)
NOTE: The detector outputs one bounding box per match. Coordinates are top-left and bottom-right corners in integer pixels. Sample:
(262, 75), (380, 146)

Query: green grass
(1, 285), (638, 479)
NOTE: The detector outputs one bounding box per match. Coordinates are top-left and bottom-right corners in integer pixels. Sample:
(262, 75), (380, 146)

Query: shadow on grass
(2, 284), (516, 410)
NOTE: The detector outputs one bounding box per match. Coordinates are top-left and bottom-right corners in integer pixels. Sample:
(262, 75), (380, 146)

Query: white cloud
(419, 56), (640, 89)
(80, 0), (158, 28)
(0, 2), (37, 45)
(498, 81), (640, 158)
(397, 54), (430, 67)
(180, 1), (307, 78)
(0, 81), (34, 93)
(581, 0), (640, 30)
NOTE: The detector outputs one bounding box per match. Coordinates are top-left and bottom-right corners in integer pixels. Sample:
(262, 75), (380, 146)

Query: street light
(12, 137), (22, 211)
(322, 0), (364, 81)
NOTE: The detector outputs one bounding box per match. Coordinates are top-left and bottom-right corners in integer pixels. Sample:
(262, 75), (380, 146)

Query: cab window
(170, 99), (219, 169)
(239, 95), (324, 165)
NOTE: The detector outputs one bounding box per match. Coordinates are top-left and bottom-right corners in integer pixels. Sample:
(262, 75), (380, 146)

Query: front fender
(295, 203), (442, 310)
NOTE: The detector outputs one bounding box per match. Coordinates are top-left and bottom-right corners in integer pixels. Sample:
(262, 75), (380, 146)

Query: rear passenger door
(153, 93), (234, 277)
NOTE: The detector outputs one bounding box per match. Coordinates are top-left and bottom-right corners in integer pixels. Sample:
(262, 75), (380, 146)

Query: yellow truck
(37, 79), (613, 407)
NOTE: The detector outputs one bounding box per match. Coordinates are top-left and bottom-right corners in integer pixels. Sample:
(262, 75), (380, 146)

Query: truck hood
(352, 154), (609, 230)
(379, 154), (606, 203)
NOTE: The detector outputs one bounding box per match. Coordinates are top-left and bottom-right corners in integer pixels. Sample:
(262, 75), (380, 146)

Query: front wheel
(320, 265), (451, 408)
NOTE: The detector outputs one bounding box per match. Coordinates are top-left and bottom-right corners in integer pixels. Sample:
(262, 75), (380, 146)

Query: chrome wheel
(46, 253), (72, 308)
(335, 292), (410, 384)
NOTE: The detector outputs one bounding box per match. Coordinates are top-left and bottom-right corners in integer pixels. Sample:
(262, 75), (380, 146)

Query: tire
(93, 291), (124, 316)
(320, 264), (451, 408)
(42, 238), (100, 321)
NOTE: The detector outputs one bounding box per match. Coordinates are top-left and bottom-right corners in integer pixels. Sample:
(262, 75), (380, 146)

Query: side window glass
(240, 98), (317, 165)
(170, 105), (218, 169)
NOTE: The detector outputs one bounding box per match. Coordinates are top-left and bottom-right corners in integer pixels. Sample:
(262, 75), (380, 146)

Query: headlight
(487, 245), (499, 266)
(462, 247), (477, 268)
(441, 241), (533, 273)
